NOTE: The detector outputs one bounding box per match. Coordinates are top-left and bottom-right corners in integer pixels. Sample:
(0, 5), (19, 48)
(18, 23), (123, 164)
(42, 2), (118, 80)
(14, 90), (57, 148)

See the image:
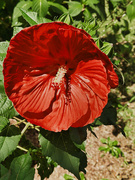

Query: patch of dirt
(40, 125), (135, 180)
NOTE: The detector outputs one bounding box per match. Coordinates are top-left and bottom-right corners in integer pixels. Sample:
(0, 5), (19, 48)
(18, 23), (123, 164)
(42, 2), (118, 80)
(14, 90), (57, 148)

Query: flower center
(53, 66), (67, 86)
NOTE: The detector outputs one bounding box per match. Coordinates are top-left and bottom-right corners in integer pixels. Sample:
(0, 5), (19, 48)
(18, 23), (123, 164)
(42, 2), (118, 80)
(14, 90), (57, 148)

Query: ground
(34, 124), (135, 180)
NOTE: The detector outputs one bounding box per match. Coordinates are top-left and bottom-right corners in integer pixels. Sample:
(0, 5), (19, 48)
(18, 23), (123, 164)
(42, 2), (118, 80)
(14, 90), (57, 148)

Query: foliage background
(0, 0), (135, 179)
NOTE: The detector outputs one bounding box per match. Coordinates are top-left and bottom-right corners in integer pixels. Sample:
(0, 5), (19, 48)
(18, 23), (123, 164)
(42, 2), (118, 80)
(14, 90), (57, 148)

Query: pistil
(53, 66), (67, 87)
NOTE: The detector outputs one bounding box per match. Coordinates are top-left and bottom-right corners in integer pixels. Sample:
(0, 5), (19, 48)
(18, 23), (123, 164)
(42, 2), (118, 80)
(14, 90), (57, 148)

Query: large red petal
(26, 82), (89, 132)
(71, 60), (110, 127)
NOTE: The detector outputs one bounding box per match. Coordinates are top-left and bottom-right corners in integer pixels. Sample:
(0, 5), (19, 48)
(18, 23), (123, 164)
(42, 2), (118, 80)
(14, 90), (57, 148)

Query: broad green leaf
(32, 0), (48, 17)
(0, 164), (10, 180)
(0, 95), (19, 119)
(0, 117), (9, 132)
(20, 9), (38, 26)
(0, 153), (35, 180)
(126, 4), (135, 21)
(9, 153), (35, 180)
(12, 1), (32, 26)
(68, 1), (83, 17)
(48, 1), (68, 14)
(0, 125), (21, 162)
(39, 129), (87, 179)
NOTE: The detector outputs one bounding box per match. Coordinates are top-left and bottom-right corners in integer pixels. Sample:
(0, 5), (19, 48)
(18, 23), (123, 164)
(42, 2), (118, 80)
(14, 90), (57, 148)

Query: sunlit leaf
(20, 9), (38, 26)
(126, 4), (135, 21)
(32, 0), (48, 17)
(20, 9), (51, 25)
(12, 1), (32, 26)
(68, 1), (83, 17)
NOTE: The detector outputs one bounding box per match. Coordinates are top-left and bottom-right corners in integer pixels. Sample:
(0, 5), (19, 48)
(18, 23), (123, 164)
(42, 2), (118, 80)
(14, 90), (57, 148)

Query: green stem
(21, 122), (31, 136)
(17, 145), (28, 152)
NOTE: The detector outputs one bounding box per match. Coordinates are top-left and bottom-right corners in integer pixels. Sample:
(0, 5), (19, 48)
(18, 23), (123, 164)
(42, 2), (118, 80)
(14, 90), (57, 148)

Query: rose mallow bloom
(3, 22), (118, 132)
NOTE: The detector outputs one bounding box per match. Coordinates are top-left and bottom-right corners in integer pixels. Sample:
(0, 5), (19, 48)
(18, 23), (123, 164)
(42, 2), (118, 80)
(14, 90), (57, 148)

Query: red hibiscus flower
(3, 22), (118, 132)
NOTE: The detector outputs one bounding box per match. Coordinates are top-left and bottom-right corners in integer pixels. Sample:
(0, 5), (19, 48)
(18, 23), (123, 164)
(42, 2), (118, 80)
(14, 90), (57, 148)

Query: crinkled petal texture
(3, 22), (118, 132)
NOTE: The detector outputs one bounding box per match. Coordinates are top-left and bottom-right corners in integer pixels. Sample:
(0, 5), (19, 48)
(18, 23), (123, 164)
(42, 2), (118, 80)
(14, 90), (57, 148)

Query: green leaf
(100, 42), (113, 56)
(9, 153), (35, 180)
(58, 13), (73, 24)
(64, 174), (74, 180)
(86, 0), (106, 20)
(98, 146), (108, 151)
(0, 164), (10, 180)
(39, 129), (87, 179)
(0, 125), (21, 163)
(86, 0), (99, 5)
(0, 41), (8, 92)
(0, 41), (9, 57)
(20, 8), (38, 26)
(32, 0), (48, 17)
(0, 117), (9, 132)
(126, 4), (135, 21)
(100, 138), (108, 144)
(99, 103), (117, 126)
(48, 1), (68, 14)
(68, 1), (83, 17)
(12, 1), (32, 26)
(0, 153), (35, 180)
(20, 9), (51, 25)
(13, 27), (23, 36)
(69, 127), (87, 152)
(112, 140), (118, 146)
(79, 172), (86, 180)
(0, 95), (18, 119)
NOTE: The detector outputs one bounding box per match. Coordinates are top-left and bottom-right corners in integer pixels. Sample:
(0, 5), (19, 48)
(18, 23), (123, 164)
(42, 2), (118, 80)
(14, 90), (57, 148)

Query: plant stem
(21, 122), (31, 136)
(17, 145), (28, 152)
